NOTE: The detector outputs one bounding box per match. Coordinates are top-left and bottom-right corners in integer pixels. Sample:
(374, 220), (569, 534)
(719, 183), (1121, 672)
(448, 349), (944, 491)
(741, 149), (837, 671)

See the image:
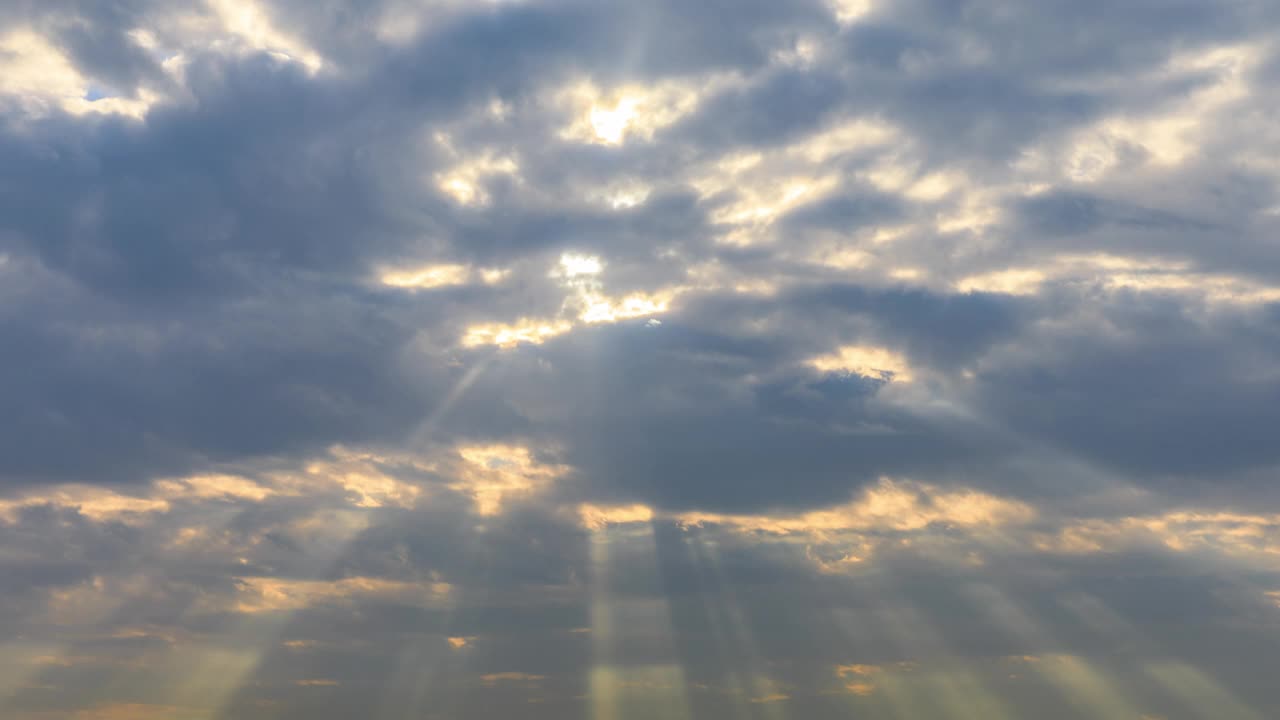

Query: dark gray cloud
(972, 291), (1280, 481)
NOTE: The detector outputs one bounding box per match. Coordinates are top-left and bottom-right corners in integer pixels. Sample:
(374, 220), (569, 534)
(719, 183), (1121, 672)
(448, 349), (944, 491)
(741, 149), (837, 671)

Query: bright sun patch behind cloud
(205, 0), (325, 73)
(558, 75), (736, 146)
(809, 345), (915, 382)
(451, 444), (569, 516)
(0, 30), (158, 118)
(460, 253), (676, 347)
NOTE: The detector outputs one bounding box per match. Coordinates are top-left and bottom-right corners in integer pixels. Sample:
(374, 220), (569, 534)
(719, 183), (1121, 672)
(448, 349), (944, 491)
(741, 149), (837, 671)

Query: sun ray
(1143, 662), (1263, 720)
(682, 530), (796, 720)
(408, 358), (491, 450)
(965, 584), (1143, 720)
(13, 460), (429, 718)
(678, 530), (758, 719)
(1059, 592), (1264, 720)
(0, 642), (70, 706)
(819, 563), (1021, 720)
(587, 519), (691, 720)
(159, 509), (376, 717)
(369, 477), (507, 719)
(825, 606), (929, 720)
(870, 598), (1013, 720)
(0, 498), (276, 714)
(372, 633), (449, 719)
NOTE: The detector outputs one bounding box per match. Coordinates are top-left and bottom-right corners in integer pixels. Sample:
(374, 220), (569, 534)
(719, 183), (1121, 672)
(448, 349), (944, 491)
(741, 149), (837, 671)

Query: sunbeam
(587, 519), (691, 720)
(683, 530), (793, 720)
(0, 642), (66, 705)
(1059, 592), (1265, 720)
(408, 358), (491, 451)
(964, 584), (1144, 720)
(148, 509), (375, 718)
(677, 529), (764, 719)
(870, 590), (1013, 720)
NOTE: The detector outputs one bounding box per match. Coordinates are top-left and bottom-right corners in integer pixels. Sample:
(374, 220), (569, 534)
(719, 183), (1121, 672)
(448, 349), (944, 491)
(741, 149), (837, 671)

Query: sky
(1, 0), (1280, 718)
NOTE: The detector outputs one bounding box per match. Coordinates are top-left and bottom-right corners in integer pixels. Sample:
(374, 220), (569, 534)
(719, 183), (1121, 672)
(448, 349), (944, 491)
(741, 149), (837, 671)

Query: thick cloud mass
(2, 1), (1280, 718)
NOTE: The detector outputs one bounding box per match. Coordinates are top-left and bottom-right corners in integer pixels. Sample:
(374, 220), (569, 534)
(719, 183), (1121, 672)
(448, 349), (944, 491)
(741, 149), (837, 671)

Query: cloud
(2, 0), (1280, 717)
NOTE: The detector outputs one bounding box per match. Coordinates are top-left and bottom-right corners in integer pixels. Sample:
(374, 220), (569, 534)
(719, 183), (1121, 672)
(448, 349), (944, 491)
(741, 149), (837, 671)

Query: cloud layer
(2, 0), (1279, 718)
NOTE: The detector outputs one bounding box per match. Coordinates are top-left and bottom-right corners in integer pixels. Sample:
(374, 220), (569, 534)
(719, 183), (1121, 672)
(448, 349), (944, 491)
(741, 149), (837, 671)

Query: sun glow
(809, 345), (915, 382)
(559, 253), (604, 277)
(558, 77), (729, 146)
(434, 151), (520, 206)
(461, 253), (676, 348)
(451, 444), (568, 516)
(590, 96), (641, 145)
(207, 0), (325, 73)
(380, 263), (471, 289)
(0, 30), (158, 119)
(578, 503), (655, 530)
(462, 318), (574, 348)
